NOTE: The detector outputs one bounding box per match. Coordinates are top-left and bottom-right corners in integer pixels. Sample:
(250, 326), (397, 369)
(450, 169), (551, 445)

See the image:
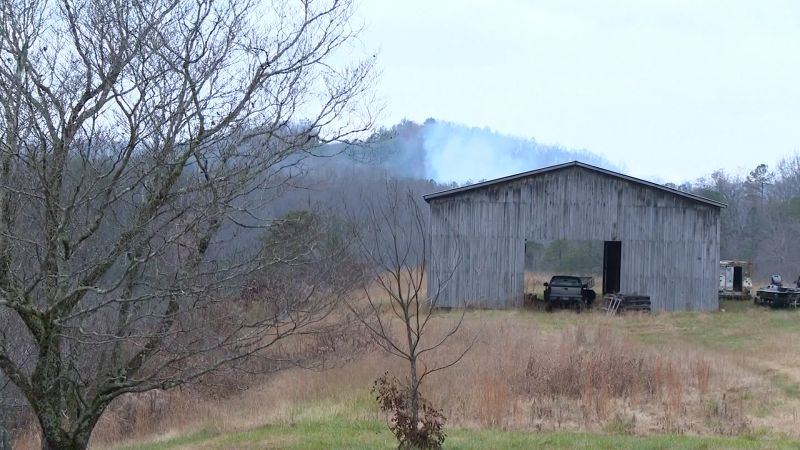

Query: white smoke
(422, 121), (618, 184)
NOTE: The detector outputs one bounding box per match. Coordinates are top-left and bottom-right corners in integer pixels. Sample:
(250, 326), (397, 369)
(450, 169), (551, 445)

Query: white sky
(355, 0), (800, 183)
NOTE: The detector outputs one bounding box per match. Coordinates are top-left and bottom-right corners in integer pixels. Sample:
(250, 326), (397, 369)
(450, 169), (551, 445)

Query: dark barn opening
(733, 266), (743, 292)
(603, 240), (621, 295)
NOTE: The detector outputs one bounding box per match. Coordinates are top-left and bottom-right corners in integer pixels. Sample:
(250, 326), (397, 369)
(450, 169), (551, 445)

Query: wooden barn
(424, 161), (724, 312)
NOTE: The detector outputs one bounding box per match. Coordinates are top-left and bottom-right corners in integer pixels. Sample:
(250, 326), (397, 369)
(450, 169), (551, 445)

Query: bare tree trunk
(38, 420), (95, 450)
(408, 346), (420, 432)
(349, 183), (473, 448)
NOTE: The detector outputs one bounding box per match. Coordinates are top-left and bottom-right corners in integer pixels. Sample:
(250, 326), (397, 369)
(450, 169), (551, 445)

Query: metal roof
(423, 161), (727, 208)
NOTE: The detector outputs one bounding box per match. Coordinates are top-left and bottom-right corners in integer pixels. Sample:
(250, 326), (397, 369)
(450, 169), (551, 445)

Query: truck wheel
(545, 301), (553, 312)
(575, 301), (582, 313)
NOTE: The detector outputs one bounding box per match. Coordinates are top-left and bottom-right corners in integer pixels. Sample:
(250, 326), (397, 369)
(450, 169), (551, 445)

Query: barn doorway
(524, 239), (604, 300)
(603, 241), (621, 295)
(524, 239), (622, 300)
(733, 266), (743, 292)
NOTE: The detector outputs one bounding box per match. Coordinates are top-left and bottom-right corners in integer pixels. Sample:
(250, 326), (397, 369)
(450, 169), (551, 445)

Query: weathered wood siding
(427, 166), (720, 311)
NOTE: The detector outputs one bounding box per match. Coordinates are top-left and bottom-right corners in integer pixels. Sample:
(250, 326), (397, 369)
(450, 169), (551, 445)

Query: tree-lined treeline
(525, 240), (604, 275)
(676, 157), (800, 280)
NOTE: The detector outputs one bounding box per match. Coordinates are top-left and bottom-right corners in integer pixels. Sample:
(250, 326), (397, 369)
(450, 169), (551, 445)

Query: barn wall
(427, 166), (720, 311)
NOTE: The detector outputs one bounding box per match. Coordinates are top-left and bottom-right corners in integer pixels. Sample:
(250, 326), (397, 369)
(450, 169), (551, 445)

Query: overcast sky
(354, 0), (800, 183)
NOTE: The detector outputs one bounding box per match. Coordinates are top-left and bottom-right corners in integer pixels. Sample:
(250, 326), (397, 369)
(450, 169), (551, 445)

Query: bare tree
(0, 0), (375, 448)
(348, 183), (471, 449)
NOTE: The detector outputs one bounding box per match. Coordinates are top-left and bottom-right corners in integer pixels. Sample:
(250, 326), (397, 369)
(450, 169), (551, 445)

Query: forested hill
(321, 119), (619, 184)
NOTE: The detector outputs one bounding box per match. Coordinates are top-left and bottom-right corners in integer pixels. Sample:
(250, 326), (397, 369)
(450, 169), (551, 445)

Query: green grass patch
(116, 417), (800, 450)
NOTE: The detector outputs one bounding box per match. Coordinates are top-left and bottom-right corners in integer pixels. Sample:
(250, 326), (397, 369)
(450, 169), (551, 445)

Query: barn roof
(423, 161), (726, 208)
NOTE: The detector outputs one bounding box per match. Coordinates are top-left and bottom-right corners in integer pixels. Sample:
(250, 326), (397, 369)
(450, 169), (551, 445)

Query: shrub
(372, 373), (446, 450)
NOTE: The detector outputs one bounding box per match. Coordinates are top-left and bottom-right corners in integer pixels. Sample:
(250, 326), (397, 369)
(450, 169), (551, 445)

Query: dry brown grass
(420, 318), (758, 436)
(10, 303), (795, 449)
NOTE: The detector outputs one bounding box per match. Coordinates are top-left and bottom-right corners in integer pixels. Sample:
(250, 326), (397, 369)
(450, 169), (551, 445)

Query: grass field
(115, 416), (800, 450)
(16, 300), (800, 450)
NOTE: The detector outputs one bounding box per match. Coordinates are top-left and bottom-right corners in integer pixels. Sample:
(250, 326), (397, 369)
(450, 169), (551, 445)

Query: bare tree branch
(346, 181), (472, 440)
(0, 0), (375, 448)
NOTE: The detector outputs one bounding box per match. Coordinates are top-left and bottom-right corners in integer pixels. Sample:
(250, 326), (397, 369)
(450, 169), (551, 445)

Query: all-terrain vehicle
(754, 274), (800, 308)
(543, 275), (594, 312)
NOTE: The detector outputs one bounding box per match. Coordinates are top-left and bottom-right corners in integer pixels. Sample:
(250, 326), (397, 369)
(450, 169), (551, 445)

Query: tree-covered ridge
(674, 158), (800, 279)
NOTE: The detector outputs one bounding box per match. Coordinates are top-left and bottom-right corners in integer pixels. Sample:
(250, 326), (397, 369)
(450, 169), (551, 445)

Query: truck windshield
(550, 277), (582, 286)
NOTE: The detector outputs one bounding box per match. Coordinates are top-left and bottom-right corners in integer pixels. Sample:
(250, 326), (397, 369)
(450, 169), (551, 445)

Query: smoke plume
(421, 120), (618, 184)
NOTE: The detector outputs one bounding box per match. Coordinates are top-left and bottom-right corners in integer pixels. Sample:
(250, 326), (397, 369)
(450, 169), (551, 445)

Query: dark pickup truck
(544, 275), (593, 312)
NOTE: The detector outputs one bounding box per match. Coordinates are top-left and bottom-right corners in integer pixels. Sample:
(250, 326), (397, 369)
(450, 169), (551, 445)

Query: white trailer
(719, 260), (752, 299)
